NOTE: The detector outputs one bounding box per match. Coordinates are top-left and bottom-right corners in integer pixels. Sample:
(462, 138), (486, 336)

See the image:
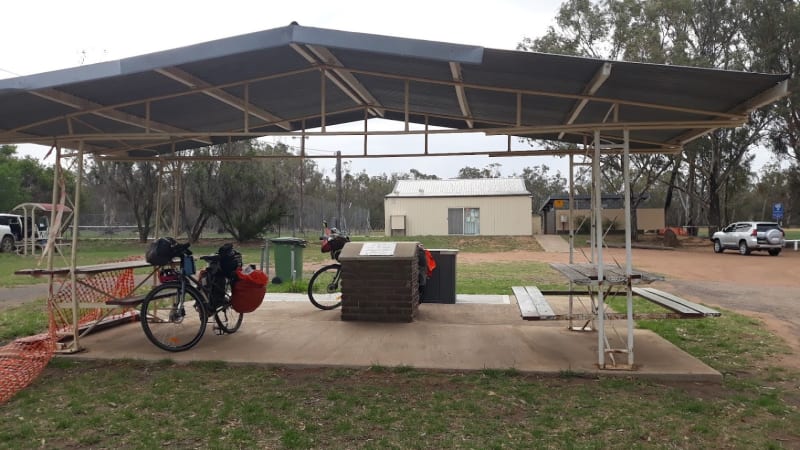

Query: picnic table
(548, 263), (664, 286)
(15, 260), (159, 352)
(513, 263), (718, 322)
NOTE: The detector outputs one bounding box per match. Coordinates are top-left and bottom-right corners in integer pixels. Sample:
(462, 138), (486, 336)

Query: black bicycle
(307, 228), (349, 310)
(140, 243), (243, 352)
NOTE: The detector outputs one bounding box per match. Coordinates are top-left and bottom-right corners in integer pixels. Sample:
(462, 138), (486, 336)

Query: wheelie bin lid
(269, 237), (308, 247)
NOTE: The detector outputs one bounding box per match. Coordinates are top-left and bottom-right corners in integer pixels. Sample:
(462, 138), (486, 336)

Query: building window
(448, 208), (480, 235)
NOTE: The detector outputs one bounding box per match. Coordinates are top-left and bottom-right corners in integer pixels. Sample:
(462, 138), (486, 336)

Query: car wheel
(768, 248), (781, 256)
(738, 241), (751, 255)
(0, 236), (15, 253)
(713, 239), (724, 253)
(766, 229), (783, 245)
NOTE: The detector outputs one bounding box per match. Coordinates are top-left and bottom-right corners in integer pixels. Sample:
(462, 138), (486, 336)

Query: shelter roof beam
(95, 145), (679, 162)
(30, 88), (212, 146)
(449, 62), (474, 128)
(154, 67), (292, 130)
(670, 79), (790, 145)
(338, 66), (747, 120)
(26, 118), (740, 143)
(291, 43), (385, 118)
(485, 119), (744, 135)
(558, 62), (612, 139)
(1, 67), (318, 140)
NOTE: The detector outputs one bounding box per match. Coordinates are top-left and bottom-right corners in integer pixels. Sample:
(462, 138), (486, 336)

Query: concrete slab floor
(63, 298), (721, 383)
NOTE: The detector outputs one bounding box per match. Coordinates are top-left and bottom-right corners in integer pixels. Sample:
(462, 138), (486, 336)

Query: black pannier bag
(217, 243), (242, 277)
(202, 263), (229, 308)
(145, 237), (178, 266)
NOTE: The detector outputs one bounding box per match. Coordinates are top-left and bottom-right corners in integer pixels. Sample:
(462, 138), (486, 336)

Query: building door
(447, 208), (480, 235)
(447, 208), (463, 235)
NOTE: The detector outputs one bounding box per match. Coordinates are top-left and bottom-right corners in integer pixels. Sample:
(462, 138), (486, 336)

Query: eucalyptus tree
(104, 160), (159, 242)
(521, 0), (773, 230)
(515, 165), (569, 214)
(456, 163), (502, 179)
(408, 168), (439, 180)
(0, 144), (60, 214)
(0, 145), (25, 211)
(742, 0), (800, 164)
(198, 140), (301, 242)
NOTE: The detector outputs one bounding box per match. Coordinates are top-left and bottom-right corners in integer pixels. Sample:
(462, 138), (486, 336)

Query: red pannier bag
(231, 268), (268, 313)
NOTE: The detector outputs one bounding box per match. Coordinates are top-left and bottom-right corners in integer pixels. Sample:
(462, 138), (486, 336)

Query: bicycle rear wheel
(214, 284), (243, 333)
(140, 282), (208, 352)
(308, 264), (343, 310)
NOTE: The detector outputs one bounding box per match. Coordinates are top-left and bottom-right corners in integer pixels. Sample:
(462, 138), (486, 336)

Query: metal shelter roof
(0, 23), (790, 159)
(387, 178), (530, 198)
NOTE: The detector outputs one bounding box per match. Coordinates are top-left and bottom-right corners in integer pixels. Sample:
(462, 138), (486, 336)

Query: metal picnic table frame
(15, 260), (158, 353)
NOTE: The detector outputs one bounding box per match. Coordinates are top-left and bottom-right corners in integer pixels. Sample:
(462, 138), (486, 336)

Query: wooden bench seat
(105, 295), (148, 307)
(512, 286), (556, 320)
(632, 287), (720, 318)
(105, 290), (174, 307)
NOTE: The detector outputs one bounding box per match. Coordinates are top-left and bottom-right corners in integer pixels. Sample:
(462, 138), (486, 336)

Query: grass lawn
(1, 237), (799, 448)
(784, 228), (800, 240)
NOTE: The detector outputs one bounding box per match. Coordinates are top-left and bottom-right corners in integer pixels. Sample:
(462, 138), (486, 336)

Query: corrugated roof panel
(387, 178), (530, 197)
(0, 23), (790, 157)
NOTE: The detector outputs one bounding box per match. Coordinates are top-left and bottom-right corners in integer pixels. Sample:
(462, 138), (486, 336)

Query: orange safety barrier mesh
(0, 334), (56, 404)
(48, 265), (136, 333)
(1, 261), (138, 404)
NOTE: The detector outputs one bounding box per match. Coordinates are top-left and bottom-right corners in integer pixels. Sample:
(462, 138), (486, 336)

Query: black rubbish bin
(421, 249), (458, 304)
(269, 237), (307, 283)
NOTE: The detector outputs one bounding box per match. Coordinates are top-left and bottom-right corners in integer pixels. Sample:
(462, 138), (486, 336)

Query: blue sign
(773, 203), (784, 220)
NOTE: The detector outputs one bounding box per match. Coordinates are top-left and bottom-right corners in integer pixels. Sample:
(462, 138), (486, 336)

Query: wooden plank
(632, 287), (698, 315)
(632, 287), (712, 317)
(15, 259), (153, 277)
(513, 286), (538, 319)
(105, 290), (175, 307)
(524, 286), (555, 318)
(105, 295), (148, 307)
(639, 288), (720, 317)
(512, 286), (556, 320)
(549, 263), (594, 285)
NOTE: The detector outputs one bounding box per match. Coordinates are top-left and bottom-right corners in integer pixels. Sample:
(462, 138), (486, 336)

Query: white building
(384, 178), (532, 236)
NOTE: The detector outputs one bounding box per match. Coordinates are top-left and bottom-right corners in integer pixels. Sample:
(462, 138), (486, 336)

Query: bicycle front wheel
(140, 282), (208, 352)
(308, 264), (343, 310)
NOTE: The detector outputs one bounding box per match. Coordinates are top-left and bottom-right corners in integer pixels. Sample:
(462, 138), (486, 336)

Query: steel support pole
(154, 161), (163, 239)
(623, 129), (634, 366)
(569, 154), (575, 265)
(172, 160), (181, 237)
(593, 130), (605, 368)
(46, 146), (60, 267)
(568, 153), (575, 330)
(47, 146), (61, 315)
(68, 144), (85, 352)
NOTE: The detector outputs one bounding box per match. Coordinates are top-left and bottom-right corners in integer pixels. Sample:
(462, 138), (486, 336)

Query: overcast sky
(2, 0), (778, 178)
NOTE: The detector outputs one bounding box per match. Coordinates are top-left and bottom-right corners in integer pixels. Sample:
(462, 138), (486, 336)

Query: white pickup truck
(0, 213), (24, 253)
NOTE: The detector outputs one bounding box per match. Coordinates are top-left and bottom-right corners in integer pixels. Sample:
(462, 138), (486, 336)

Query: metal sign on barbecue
(773, 203), (784, 220)
(359, 242), (396, 256)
